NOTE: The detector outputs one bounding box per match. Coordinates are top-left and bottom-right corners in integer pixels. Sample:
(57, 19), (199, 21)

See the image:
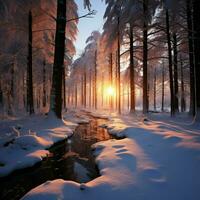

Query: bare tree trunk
(143, 0), (149, 114)
(173, 32), (179, 112)
(127, 85), (130, 111)
(50, 0), (66, 118)
(42, 60), (46, 108)
(101, 75), (104, 108)
(115, 51), (118, 110)
(75, 84), (77, 108)
(94, 50), (97, 109)
(129, 24), (135, 113)
(193, 0), (200, 112)
(0, 77), (3, 106)
(23, 72), (26, 109)
(161, 62), (165, 112)
(166, 9), (175, 116)
(154, 67), (157, 111)
(117, 16), (121, 114)
(71, 88), (73, 107)
(81, 77), (84, 107)
(187, 0), (195, 116)
(109, 53), (113, 110)
(63, 65), (66, 109)
(83, 71), (87, 108)
(89, 70), (92, 108)
(37, 89), (41, 109)
(180, 55), (186, 112)
(11, 62), (14, 101)
(27, 10), (34, 115)
(67, 86), (70, 106)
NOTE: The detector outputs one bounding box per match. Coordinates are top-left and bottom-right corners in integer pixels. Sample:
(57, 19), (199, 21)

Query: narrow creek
(0, 117), (112, 200)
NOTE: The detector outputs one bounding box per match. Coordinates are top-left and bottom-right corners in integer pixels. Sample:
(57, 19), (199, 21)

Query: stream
(0, 117), (112, 200)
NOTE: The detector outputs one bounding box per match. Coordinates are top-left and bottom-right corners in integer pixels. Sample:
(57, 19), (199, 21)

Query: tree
(165, 8), (175, 116)
(161, 62), (165, 112)
(42, 59), (47, 107)
(142, 0), (149, 114)
(50, 0), (93, 118)
(173, 32), (179, 112)
(180, 55), (186, 112)
(153, 67), (157, 111)
(129, 24), (135, 113)
(186, 0), (195, 116)
(50, 0), (67, 118)
(192, 0), (200, 114)
(27, 10), (34, 115)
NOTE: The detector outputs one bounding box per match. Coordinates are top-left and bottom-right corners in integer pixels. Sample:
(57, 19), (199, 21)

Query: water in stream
(0, 118), (112, 200)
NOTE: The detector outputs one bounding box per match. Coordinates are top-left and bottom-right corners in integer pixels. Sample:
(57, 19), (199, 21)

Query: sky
(74, 0), (106, 58)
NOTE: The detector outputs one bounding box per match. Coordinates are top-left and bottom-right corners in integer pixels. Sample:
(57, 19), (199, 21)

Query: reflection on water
(0, 118), (112, 200)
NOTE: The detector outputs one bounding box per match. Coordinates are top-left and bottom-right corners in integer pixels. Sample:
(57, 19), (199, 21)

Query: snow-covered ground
(21, 110), (200, 200)
(0, 110), (89, 177)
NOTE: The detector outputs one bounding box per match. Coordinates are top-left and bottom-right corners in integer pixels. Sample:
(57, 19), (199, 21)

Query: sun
(106, 86), (115, 96)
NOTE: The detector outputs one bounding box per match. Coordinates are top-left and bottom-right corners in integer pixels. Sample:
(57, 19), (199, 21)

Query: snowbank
(0, 111), (85, 177)
(22, 111), (200, 200)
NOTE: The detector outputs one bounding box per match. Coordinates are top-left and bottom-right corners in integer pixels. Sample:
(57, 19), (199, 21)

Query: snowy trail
(22, 110), (200, 200)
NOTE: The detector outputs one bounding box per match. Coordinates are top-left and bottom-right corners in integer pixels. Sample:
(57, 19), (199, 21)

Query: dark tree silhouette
(50, 0), (67, 118)
(166, 8), (175, 116)
(129, 24), (135, 113)
(27, 10), (34, 115)
(193, 0), (200, 113)
(173, 32), (179, 112)
(143, 0), (149, 114)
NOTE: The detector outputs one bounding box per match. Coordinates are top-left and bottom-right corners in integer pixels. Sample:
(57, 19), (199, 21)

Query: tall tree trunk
(37, 89), (40, 109)
(84, 71), (87, 108)
(166, 9), (175, 116)
(89, 70), (92, 108)
(11, 62), (14, 101)
(63, 65), (66, 109)
(129, 24), (135, 112)
(117, 16), (121, 114)
(67, 86), (70, 106)
(128, 85), (130, 111)
(43, 60), (46, 107)
(109, 53), (113, 110)
(187, 0), (195, 116)
(193, 0), (200, 113)
(154, 67), (157, 111)
(180, 55), (186, 112)
(81, 77), (84, 107)
(0, 77), (2, 106)
(173, 32), (179, 112)
(71, 87), (74, 107)
(75, 84), (77, 108)
(23, 72), (26, 109)
(27, 10), (34, 115)
(94, 50), (97, 109)
(143, 0), (149, 114)
(161, 62), (165, 112)
(50, 0), (66, 118)
(101, 74), (104, 108)
(115, 51), (118, 110)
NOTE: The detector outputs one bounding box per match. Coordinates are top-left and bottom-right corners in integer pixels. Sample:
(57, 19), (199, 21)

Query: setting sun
(106, 86), (115, 96)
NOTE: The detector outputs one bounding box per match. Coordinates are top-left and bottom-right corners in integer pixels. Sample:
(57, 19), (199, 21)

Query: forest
(0, 0), (200, 200)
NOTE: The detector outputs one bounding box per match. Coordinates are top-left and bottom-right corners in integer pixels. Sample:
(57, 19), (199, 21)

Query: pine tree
(50, 0), (67, 118)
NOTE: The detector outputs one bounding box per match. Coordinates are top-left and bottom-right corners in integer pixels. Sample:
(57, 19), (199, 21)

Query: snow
(22, 110), (200, 200)
(0, 111), (86, 177)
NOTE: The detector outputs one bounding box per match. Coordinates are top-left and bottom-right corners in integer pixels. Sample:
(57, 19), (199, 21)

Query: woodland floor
(1, 110), (200, 200)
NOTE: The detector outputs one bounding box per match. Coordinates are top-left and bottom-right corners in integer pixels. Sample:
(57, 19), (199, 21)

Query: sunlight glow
(106, 86), (115, 96)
